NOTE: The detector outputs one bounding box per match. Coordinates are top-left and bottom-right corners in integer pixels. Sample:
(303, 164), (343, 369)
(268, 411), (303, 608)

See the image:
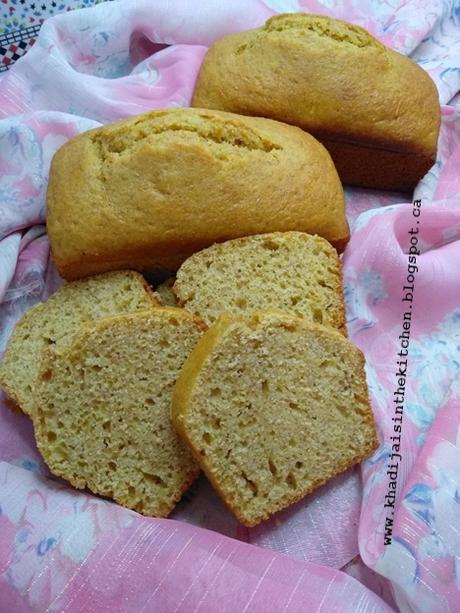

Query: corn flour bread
(172, 311), (378, 527)
(47, 107), (348, 281)
(35, 308), (205, 517)
(155, 278), (177, 306)
(0, 271), (157, 416)
(192, 13), (440, 191)
(173, 231), (346, 332)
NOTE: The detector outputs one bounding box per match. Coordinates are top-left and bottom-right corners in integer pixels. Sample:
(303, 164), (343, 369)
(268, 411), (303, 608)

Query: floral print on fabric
(0, 1), (459, 610)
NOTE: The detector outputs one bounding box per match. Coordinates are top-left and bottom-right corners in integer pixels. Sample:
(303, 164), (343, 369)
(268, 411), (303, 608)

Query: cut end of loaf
(34, 307), (205, 517)
(0, 270), (157, 416)
(172, 311), (378, 527)
(174, 231), (347, 333)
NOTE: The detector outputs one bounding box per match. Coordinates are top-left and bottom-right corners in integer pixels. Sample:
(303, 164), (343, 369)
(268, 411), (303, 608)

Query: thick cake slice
(35, 308), (205, 517)
(172, 311), (378, 527)
(0, 271), (158, 415)
(173, 232), (346, 333)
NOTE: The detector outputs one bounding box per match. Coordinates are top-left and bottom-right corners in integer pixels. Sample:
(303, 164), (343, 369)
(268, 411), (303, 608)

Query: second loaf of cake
(192, 13), (440, 191)
(47, 107), (348, 281)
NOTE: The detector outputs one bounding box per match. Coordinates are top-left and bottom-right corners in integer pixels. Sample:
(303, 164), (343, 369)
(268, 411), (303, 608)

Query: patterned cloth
(0, 1), (459, 611)
(0, 0), (106, 72)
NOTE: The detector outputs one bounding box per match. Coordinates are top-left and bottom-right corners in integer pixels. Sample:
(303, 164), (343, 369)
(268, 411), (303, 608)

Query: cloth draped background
(0, 1), (459, 610)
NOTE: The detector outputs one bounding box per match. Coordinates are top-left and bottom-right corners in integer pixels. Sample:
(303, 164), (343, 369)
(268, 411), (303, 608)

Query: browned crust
(320, 137), (436, 191)
(0, 390), (23, 415)
(47, 107), (348, 281)
(331, 236), (349, 255)
(131, 271), (160, 306)
(52, 231), (349, 281)
(51, 222), (350, 281)
(334, 274), (348, 337)
(191, 13), (440, 192)
(0, 382), (24, 413)
(0, 303), (46, 414)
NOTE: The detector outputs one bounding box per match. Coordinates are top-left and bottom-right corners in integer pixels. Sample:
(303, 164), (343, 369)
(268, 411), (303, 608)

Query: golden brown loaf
(47, 107), (348, 281)
(173, 232), (346, 333)
(171, 311), (378, 527)
(35, 308), (205, 517)
(0, 271), (157, 415)
(192, 13), (440, 191)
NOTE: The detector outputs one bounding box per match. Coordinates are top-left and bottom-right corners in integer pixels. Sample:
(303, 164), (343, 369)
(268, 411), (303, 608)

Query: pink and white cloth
(0, 1), (459, 611)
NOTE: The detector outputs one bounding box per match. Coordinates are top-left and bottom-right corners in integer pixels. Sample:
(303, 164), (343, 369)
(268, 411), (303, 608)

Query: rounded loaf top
(261, 13), (383, 49)
(193, 13), (439, 153)
(47, 106), (348, 281)
(192, 13), (440, 190)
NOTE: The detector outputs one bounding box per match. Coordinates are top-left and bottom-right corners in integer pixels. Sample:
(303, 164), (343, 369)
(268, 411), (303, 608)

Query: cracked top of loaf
(47, 107), (348, 281)
(192, 13), (440, 156)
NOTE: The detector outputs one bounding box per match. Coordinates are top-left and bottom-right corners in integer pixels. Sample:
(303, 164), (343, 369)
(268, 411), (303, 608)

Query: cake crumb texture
(174, 232), (346, 332)
(0, 270), (158, 415)
(155, 277), (177, 306)
(172, 311), (378, 526)
(35, 308), (205, 517)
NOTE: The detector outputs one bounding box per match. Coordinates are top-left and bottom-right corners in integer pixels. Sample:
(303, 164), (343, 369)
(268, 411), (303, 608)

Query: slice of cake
(34, 308), (205, 517)
(154, 277), (177, 306)
(172, 311), (378, 527)
(173, 232), (346, 332)
(0, 271), (158, 415)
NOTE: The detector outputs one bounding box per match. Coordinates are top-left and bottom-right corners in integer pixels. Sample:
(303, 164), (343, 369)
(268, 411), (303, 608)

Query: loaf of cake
(0, 271), (157, 415)
(47, 107), (348, 281)
(172, 311), (378, 527)
(173, 232), (346, 333)
(192, 13), (440, 191)
(35, 308), (205, 517)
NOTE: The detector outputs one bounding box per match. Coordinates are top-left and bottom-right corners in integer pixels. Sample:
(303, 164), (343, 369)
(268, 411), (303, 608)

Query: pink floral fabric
(0, 1), (459, 611)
